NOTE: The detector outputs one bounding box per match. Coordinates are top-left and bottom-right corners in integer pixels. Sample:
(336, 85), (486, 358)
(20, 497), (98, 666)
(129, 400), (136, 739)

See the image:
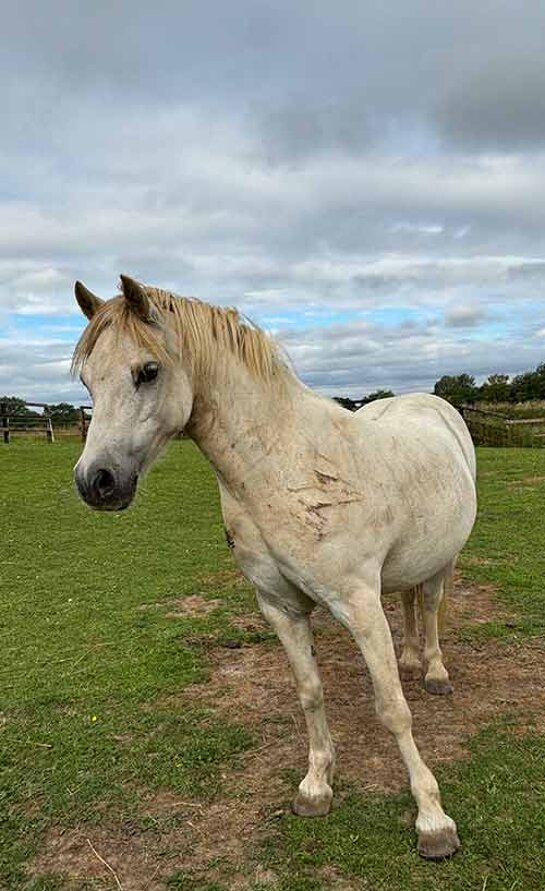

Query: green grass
(258, 729), (545, 891)
(2, 442), (545, 889)
(0, 439), (256, 887)
(459, 448), (545, 634)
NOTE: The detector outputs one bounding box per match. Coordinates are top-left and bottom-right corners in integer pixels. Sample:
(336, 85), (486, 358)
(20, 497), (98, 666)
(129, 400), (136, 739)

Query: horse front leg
(256, 591), (335, 816)
(328, 576), (460, 859)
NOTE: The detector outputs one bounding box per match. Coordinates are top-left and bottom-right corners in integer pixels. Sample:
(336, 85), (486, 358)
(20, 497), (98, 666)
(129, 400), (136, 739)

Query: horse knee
(376, 695), (412, 736)
(298, 678), (324, 713)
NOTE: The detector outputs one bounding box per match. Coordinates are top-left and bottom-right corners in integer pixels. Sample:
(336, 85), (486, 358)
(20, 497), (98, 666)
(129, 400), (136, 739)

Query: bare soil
(164, 594), (222, 618)
(30, 577), (545, 890)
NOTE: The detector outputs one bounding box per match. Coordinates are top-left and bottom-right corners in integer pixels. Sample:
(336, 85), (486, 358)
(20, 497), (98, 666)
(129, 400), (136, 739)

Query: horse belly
(380, 490), (476, 592)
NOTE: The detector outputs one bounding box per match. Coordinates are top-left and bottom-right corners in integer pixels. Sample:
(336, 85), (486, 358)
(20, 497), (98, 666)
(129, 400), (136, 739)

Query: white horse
(72, 276), (477, 860)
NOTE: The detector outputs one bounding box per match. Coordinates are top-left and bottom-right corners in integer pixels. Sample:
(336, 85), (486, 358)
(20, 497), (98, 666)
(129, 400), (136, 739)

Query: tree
(433, 374), (477, 406)
(361, 389), (395, 405)
(334, 396), (359, 411)
(45, 403), (80, 423)
(479, 374), (511, 403)
(510, 371), (539, 402)
(0, 396), (38, 416)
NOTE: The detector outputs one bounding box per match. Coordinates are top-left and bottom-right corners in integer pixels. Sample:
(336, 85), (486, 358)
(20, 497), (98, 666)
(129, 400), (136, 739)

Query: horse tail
(414, 582), (424, 630)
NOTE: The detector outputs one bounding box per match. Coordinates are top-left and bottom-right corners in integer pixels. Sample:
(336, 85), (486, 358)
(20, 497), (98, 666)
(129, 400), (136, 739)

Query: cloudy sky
(2, 0), (545, 404)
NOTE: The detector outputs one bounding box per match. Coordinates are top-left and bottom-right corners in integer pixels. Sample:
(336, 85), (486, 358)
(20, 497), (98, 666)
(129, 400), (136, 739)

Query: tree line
(433, 364), (545, 407)
(0, 397), (81, 423)
(334, 361), (545, 411)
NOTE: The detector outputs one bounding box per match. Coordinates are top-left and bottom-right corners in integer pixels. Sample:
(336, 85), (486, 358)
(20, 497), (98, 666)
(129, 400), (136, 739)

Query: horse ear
(74, 281), (104, 320)
(119, 274), (155, 322)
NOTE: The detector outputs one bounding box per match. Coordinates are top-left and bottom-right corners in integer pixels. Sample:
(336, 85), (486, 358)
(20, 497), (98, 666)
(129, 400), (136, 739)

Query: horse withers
(72, 275), (477, 860)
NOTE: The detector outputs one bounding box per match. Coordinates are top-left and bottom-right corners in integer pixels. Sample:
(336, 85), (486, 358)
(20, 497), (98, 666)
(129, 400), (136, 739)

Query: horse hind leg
(329, 577), (460, 858)
(423, 564), (454, 696)
(399, 586), (422, 674)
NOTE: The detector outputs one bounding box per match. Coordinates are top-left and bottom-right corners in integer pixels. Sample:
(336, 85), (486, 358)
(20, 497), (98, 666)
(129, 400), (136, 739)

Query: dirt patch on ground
(228, 613), (269, 635)
(508, 475), (545, 487)
(197, 569), (249, 591)
(29, 799), (282, 890)
(29, 577), (545, 889)
(139, 569), (251, 618)
(30, 827), (165, 891)
(164, 594), (222, 618)
(181, 575), (539, 794)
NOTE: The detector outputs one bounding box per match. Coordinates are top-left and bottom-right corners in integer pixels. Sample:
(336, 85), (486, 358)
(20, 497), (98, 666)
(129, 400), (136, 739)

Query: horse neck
(186, 357), (301, 492)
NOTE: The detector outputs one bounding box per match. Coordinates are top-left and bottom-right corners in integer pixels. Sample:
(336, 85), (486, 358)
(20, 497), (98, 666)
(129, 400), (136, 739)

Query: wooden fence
(3, 399), (544, 448)
(0, 402), (93, 444)
(79, 406), (92, 441)
(460, 405), (545, 448)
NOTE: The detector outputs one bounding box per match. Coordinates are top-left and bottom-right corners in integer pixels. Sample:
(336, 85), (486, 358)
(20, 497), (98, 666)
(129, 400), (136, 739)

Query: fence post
(46, 416), (55, 443)
(80, 406), (87, 441)
(1, 403), (10, 444)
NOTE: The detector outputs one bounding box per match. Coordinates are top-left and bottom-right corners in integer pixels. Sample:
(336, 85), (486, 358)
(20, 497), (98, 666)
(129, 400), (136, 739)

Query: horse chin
(90, 492), (135, 512)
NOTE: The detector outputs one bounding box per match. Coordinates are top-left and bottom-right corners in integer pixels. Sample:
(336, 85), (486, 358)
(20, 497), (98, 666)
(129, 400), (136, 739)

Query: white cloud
(390, 223), (444, 235)
(278, 318), (545, 397)
(444, 303), (487, 328)
(2, 1), (545, 400)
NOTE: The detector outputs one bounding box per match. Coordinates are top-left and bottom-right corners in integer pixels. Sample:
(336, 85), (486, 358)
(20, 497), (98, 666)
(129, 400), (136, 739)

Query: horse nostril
(94, 468), (116, 499)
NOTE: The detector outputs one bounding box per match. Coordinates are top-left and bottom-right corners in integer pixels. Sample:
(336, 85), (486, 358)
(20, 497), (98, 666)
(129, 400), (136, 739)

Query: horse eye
(134, 362), (160, 387)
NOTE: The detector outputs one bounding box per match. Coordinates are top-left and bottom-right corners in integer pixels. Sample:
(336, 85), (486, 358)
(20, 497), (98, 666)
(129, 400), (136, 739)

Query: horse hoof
(292, 790), (332, 817)
(424, 678), (453, 696)
(418, 826), (460, 860)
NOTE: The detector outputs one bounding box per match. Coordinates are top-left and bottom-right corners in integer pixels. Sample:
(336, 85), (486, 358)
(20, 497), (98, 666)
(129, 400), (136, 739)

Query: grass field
(2, 440), (545, 890)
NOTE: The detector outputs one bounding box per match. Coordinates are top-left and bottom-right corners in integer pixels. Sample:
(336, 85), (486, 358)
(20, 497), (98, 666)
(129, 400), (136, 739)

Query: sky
(2, 0), (545, 405)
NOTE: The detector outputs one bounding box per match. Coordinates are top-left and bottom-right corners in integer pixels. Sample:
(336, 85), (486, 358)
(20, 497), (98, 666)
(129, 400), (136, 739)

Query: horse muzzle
(74, 463), (138, 511)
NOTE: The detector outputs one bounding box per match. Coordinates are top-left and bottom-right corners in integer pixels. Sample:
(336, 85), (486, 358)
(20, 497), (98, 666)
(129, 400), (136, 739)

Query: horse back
(354, 393), (476, 481)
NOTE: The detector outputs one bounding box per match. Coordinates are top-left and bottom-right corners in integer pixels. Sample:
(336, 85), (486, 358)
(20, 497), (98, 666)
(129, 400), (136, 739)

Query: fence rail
(460, 404), (545, 448)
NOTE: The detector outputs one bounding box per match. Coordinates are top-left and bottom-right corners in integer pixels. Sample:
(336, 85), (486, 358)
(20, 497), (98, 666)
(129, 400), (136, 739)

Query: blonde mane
(72, 286), (289, 383)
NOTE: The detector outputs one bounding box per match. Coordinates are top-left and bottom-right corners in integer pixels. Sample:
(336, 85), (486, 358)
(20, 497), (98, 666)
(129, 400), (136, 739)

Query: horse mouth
(90, 490), (136, 512)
